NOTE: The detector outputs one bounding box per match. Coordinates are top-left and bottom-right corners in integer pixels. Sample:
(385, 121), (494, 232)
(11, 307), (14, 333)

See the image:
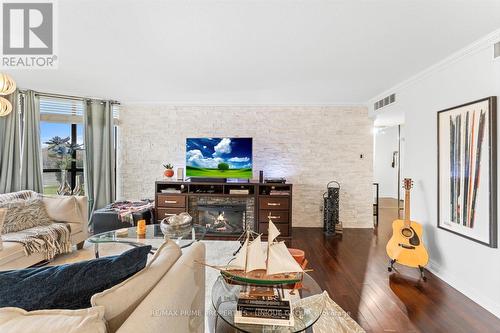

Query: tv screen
(186, 137), (253, 179)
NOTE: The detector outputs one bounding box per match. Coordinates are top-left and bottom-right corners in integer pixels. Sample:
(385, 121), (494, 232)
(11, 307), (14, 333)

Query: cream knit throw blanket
(3, 223), (72, 260)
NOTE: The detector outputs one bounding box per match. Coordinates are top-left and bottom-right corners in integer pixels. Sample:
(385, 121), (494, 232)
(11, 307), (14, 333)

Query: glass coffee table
(88, 224), (206, 258)
(212, 273), (325, 332)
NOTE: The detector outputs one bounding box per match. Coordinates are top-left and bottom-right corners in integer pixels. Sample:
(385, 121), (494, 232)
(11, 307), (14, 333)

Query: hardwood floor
(291, 201), (500, 333)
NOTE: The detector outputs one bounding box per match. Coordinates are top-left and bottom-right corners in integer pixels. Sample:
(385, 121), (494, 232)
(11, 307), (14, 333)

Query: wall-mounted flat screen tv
(186, 137), (253, 179)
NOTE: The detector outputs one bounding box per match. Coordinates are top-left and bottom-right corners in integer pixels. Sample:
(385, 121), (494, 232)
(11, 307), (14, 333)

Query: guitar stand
(418, 265), (427, 281)
(387, 259), (398, 273)
(387, 259), (427, 282)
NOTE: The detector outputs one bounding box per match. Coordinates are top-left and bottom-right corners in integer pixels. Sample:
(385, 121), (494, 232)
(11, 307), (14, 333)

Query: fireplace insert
(197, 204), (246, 235)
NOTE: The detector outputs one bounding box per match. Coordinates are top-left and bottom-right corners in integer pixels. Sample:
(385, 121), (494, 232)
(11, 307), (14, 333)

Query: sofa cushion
(0, 198), (53, 234)
(91, 239), (181, 332)
(0, 208), (6, 251)
(42, 195), (84, 224)
(0, 306), (107, 333)
(0, 245), (151, 311)
(0, 191), (38, 203)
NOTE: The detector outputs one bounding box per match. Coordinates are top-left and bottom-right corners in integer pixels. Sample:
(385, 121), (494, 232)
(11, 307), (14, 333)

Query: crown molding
(368, 28), (500, 105)
(121, 102), (367, 108)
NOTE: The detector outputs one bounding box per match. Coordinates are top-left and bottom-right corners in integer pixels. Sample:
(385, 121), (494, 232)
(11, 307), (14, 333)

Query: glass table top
(211, 273), (325, 333)
(88, 223), (207, 249)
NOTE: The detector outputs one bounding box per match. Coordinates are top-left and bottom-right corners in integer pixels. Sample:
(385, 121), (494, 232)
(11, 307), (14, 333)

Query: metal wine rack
(323, 181), (340, 235)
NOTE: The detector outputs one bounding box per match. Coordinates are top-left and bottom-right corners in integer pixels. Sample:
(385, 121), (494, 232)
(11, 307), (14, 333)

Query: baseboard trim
(427, 260), (500, 319)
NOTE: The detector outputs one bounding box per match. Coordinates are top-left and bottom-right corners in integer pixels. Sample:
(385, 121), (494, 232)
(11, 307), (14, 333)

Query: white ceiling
(6, 0), (500, 104)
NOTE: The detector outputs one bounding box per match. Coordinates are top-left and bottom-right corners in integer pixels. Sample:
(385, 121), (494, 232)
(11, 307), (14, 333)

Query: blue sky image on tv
(186, 137), (253, 179)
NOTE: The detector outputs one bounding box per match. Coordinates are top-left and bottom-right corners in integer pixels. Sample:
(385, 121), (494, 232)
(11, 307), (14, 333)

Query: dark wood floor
(291, 202), (500, 333)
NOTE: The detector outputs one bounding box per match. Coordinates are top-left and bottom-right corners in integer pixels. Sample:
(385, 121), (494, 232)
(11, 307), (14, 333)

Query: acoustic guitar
(386, 178), (429, 279)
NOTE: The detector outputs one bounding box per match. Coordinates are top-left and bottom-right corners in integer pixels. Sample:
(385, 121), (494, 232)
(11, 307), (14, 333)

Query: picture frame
(437, 96), (497, 248)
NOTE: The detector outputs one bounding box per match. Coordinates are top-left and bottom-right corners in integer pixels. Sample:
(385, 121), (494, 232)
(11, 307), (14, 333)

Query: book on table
(234, 285), (294, 327)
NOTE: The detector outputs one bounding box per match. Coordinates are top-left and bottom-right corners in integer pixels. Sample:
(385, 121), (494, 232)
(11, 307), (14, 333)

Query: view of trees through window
(41, 122), (84, 195)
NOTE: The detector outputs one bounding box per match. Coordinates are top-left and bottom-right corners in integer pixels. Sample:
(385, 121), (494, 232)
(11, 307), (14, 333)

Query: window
(39, 95), (120, 195)
(40, 97), (85, 195)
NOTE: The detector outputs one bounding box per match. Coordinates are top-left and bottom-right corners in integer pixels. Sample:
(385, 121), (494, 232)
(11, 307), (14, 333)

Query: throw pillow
(0, 208), (6, 250)
(0, 245), (151, 311)
(0, 306), (107, 333)
(42, 195), (83, 224)
(91, 240), (181, 332)
(0, 198), (53, 234)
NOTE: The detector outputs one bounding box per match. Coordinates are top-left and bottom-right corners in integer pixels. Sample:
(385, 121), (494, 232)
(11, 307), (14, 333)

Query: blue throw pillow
(0, 245), (151, 310)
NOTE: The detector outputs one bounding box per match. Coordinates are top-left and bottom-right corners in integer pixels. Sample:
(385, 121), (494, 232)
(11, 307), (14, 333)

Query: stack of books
(229, 189), (250, 195)
(234, 286), (294, 326)
(161, 188), (182, 193)
(269, 190), (291, 196)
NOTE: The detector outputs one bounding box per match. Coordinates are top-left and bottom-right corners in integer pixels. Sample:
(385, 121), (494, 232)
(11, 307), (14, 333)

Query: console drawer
(259, 210), (289, 223)
(259, 222), (289, 237)
(259, 197), (289, 210)
(157, 195), (186, 208)
(157, 208), (187, 220)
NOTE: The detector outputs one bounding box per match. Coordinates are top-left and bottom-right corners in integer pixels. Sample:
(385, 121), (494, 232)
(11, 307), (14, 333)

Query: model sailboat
(219, 220), (304, 285)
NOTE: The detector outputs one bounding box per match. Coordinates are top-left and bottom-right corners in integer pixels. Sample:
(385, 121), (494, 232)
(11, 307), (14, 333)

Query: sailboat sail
(267, 242), (304, 276)
(226, 237), (248, 270)
(245, 235), (267, 272)
(268, 220), (281, 243)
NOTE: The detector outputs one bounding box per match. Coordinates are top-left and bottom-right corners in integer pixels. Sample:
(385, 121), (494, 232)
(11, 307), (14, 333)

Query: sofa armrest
(74, 196), (89, 239)
(116, 242), (206, 333)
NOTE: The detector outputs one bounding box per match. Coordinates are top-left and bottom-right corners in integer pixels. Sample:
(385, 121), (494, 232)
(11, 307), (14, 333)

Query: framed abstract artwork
(437, 97), (497, 247)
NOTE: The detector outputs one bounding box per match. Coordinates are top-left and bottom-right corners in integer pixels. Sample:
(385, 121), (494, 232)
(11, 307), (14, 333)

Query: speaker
(259, 170), (264, 183)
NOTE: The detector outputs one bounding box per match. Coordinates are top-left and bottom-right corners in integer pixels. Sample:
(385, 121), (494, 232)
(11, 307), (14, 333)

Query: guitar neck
(404, 189), (411, 226)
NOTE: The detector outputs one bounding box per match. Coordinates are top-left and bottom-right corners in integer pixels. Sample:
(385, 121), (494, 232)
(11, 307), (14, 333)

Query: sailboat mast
(244, 230), (249, 272)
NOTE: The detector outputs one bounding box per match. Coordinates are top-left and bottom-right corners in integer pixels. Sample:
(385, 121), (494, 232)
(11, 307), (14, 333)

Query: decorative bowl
(160, 212), (193, 238)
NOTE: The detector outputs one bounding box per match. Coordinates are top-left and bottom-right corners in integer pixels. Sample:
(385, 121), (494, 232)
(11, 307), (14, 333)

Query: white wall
(117, 105), (373, 228)
(374, 126), (399, 198)
(370, 31), (500, 317)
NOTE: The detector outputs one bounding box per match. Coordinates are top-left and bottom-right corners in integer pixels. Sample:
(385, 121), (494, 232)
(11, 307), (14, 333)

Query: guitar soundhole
(401, 228), (413, 238)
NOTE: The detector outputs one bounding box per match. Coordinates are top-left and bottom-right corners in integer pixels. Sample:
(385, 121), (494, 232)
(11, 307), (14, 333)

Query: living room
(0, 1), (500, 332)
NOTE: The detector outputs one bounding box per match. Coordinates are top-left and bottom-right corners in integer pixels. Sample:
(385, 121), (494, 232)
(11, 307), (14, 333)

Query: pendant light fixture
(0, 73), (16, 95)
(0, 73), (16, 117)
(0, 97), (13, 116)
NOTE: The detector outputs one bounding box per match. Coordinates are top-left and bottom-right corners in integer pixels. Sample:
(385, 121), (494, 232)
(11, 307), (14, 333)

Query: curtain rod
(17, 89), (120, 105)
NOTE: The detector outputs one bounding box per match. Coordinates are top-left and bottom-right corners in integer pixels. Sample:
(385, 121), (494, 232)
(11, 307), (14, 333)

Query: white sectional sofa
(0, 190), (88, 271)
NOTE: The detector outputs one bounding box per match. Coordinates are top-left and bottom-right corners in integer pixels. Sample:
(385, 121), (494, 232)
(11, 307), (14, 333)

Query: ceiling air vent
(495, 41), (500, 59)
(374, 93), (396, 111)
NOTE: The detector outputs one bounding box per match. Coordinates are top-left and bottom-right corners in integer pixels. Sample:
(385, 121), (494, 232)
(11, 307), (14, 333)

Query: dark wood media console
(155, 180), (293, 242)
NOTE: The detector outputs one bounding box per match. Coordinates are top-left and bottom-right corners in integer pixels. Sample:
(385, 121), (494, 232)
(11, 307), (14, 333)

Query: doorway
(373, 124), (405, 216)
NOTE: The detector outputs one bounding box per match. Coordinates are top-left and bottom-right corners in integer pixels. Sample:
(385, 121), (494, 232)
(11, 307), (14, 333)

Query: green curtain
(84, 100), (115, 214)
(20, 90), (43, 192)
(0, 91), (21, 193)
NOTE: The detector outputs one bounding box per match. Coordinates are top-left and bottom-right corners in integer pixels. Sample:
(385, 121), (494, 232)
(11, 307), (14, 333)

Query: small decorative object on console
(177, 167), (184, 180)
(163, 163), (174, 179)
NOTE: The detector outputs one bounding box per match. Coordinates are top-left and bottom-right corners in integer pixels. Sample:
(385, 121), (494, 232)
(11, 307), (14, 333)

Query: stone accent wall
(118, 105), (373, 228)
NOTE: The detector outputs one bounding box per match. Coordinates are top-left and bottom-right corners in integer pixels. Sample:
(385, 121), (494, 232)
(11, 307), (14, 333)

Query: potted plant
(163, 163), (174, 178)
